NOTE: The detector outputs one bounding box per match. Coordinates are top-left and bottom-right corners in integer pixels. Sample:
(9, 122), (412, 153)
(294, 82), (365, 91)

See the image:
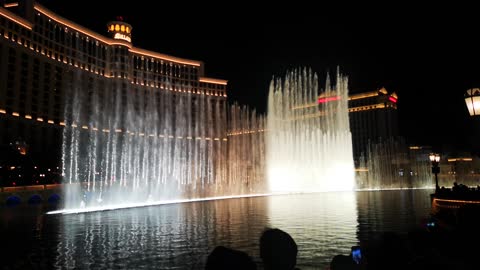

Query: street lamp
(465, 88), (480, 116)
(429, 153), (440, 193)
(465, 88), (480, 154)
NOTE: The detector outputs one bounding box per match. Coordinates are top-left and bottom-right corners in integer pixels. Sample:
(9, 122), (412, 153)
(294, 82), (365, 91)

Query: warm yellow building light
(4, 2), (19, 8)
(199, 77), (228, 85)
(447, 158), (473, 162)
(348, 91), (378, 101)
(0, 9), (33, 30)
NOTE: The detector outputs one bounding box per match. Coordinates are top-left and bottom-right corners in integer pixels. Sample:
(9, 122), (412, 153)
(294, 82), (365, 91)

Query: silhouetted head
(330, 254), (358, 270)
(205, 246), (256, 270)
(259, 228), (298, 270)
(365, 232), (410, 270)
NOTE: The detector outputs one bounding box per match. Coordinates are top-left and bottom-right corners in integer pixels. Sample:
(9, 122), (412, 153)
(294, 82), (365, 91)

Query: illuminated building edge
(0, 2), (229, 162)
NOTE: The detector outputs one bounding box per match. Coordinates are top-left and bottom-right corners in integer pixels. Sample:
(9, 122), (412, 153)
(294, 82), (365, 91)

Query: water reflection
(55, 197), (269, 269)
(267, 192), (358, 268)
(54, 192), (360, 269)
(0, 190), (433, 269)
(356, 189), (433, 241)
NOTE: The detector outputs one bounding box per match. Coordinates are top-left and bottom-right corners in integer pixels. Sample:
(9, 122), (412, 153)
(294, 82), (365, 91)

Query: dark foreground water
(0, 189), (434, 269)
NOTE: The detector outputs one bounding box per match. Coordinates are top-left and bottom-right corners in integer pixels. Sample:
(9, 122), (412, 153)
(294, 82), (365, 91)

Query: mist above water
(266, 69), (355, 193)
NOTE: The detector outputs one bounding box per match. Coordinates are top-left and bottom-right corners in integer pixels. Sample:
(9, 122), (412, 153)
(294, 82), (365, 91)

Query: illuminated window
(126, 27), (130, 33)
(115, 24), (120, 31)
(120, 25), (125, 32)
(109, 25), (114, 31)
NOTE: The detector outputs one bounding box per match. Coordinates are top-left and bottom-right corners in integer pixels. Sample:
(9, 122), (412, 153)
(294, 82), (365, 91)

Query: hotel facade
(0, 1), (228, 167)
(1, 1), (397, 190)
(348, 87), (399, 161)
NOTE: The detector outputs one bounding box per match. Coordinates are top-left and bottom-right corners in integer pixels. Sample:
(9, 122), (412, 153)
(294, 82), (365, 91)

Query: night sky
(37, 1), (480, 153)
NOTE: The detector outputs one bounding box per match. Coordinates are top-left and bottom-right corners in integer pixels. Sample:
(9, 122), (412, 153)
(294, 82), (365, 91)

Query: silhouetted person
(364, 232), (409, 270)
(259, 228), (299, 270)
(452, 182), (459, 193)
(205, 246), (256, 270)
(330, 246), (364, 270)
(330, 254), (358, 270)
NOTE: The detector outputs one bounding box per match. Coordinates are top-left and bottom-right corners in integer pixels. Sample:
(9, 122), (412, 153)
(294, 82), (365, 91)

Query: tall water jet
(61, 70), (232, 210)
(60, 66), (268, 212)
(266, 69), (355, 193)
(227, 104), (266, 194)
(356, 137), (433, 190)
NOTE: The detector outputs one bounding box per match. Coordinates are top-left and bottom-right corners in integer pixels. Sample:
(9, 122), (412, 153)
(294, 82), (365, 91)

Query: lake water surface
(0, 189), (433, 269)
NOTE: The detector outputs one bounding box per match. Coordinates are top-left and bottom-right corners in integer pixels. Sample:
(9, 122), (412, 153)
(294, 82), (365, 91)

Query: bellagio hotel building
(0, 1), (228, 165)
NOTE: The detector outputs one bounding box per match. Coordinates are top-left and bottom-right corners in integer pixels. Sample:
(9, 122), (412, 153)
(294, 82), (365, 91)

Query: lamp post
(429, 153), (440, 193)
(465, 88), (480, 116)
(465, 88), (480, 154)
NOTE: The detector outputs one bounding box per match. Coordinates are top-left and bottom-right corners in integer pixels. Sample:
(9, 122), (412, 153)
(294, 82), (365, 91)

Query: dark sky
(37, 0), (480, 153)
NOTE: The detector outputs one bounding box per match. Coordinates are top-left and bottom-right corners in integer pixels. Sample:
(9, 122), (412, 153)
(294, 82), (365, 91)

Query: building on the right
(348, 87), (399, 163)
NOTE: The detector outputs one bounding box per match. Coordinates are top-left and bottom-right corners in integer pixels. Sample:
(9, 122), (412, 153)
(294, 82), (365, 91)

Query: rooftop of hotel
(0, 1), (228, 85)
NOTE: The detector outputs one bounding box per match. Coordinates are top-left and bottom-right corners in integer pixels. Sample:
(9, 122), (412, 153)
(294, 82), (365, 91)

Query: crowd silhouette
(205, 228), (300, 270)
(437, 182), (480, 200)
(205, 246), (256, 270)
(204, 226), (478, 269)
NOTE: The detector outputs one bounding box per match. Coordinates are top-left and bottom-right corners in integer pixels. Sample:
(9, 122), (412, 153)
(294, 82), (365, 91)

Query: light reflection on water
(266, 192), (358, 268)
(1, 189), (433, 269)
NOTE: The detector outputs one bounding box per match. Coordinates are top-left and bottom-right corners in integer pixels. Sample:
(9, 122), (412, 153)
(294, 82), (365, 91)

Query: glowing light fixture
(465, 88), (480, 116)
(318, 96), (341, 104)
(113, 33), (131, 42)
(429, 153), (440, 163)
(429, 153), (440, 193)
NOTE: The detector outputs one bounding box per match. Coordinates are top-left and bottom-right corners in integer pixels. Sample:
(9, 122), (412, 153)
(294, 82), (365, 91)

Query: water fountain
(356, 137), (433, 190)
(59, 71), (266, 212)
(56, 67), (356, 213)
(227, 105), (266, 195)
(266, 69), (355, 193)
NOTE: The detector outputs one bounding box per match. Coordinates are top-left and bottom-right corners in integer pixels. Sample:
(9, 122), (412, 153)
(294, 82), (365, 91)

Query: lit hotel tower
(315, 87), (399, 163)
(0, 1), (228, 165)
(348, 87), (399, 162)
